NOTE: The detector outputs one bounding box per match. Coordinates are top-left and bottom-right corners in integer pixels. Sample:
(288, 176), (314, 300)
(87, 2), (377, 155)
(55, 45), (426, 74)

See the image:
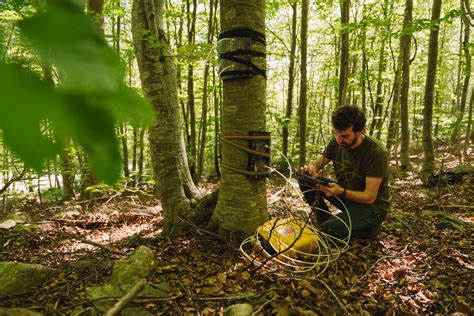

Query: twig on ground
(252, 295), (277, 315)
(105, 279), (146, 316)
(355, 255), (401, 285)
(423, 204), (474, 210)
(315, 279), (350, 315)
(105, 192), (122, 205)
(190, 292), (257, 301)
(78, 239), (125, 256)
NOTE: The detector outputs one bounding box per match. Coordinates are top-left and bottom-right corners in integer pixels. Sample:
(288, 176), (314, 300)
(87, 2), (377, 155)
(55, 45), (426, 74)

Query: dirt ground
(0, 164), (473, 314)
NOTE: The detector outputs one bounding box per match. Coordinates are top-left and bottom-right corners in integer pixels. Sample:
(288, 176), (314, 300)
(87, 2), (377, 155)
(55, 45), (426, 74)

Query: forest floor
(0, 160), (473, 315)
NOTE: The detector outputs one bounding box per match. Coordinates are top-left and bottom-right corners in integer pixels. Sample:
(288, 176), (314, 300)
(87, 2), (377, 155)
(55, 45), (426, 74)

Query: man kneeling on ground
(300, 105), (390, 240)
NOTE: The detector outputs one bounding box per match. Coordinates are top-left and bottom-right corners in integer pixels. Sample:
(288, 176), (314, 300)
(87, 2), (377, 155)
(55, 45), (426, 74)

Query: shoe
(368, 225), (381, 240)
(352, 225), (381, 240)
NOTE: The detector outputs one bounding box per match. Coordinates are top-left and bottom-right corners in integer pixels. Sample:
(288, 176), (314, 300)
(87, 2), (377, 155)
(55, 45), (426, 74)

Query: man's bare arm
(319, 176), (382, 205)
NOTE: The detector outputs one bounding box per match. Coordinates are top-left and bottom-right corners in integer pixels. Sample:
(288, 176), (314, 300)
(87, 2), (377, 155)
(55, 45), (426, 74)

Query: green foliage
(41, 187), (64, 203)
(0, 0), (155, 184)
(423, 210), (465, 232)
(0, 0), (34, 11)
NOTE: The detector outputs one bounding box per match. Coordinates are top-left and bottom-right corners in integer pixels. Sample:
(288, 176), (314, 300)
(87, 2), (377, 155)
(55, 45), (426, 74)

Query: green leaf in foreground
(0, 0), (155, 183)
(19, 0), (124, 94)
(0, 63), (64, 170)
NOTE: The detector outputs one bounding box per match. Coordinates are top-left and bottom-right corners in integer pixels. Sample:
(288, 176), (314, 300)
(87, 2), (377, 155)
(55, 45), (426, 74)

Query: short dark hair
(331, 105), (366, 132)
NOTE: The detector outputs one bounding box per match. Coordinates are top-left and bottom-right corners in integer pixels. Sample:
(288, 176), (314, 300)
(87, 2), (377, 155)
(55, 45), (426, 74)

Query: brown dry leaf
(299, 280), (319, 296)
(241, 271), (251, 281)
(272, 301), (290, 315)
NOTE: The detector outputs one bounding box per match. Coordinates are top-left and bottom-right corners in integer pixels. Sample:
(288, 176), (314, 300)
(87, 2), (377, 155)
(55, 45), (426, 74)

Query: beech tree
(399, 0), (413, 172)
(207, 0), (269, 240)
(132, 0), (213, 235)
(422, 0), (442, 176)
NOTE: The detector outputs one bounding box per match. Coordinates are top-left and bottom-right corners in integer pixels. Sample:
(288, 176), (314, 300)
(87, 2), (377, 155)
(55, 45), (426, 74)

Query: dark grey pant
(299, 181), (384, 239)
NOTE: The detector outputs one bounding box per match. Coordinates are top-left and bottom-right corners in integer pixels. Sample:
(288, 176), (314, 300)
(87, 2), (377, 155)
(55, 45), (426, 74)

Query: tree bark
(132, 0), (208, 236)
(299, 0), (308, 167)
(422, 0), (442, 176)
(79, 0), (105, 200)
(399, 0), (413, 172)
(119, 124), (130, 178)
(282, 0), (297, 161)
(338, 0), (350, 107)
(197, 0), (217, 181)
(87, 0), (105, 32)
(207, 0), (269, 241)
(186, 0), (197, 181)
(463, 88), (473, 158)
(370, 35), (387, 136)
(59, 149), (75, 200)
(450, 0), (471, 152)
(40, 54), (75, 200)
(213, 67), (221, 177)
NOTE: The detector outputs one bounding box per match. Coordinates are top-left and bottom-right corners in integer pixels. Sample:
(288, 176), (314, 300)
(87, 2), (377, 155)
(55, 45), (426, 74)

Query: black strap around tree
(218, 28), (267, 79)
(218, 28), (266, 44)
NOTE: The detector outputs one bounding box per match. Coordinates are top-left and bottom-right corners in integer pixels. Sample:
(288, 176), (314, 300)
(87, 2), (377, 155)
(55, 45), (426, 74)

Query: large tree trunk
(422, 0), (442, 176)
(213, 67), (221, 177)
(207, 0), (268, 241)
(299, 0), (308, 167)
(132, 0), (209, 236)
(282, 0), (297, 161)
(338, 0), (350, 107)
(399, 0), (413, 172)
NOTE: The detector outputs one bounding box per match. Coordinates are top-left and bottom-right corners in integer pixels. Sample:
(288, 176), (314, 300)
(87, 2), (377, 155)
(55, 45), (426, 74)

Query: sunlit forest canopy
(0, 0), (471, 188)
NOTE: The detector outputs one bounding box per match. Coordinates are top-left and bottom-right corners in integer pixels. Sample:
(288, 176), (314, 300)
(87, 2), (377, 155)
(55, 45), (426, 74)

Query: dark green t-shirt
(323, 135), (390, 215)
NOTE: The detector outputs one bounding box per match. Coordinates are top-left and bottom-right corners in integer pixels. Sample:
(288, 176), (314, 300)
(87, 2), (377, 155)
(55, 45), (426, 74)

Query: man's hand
(300, 164), (317, 176)
(318, 182), (344, 197)
(299, 155), (331, 177)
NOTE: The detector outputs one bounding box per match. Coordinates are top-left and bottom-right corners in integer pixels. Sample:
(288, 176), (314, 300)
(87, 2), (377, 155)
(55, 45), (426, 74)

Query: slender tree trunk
(359, 22), (367, 114)
(386, 47), (403, 155)
(132, 0), (208, 236)
(208, 0), (268, 241)
(400, 0), (413, 172)
(450, 0), (471, 152)
(282, 0), (297, 161)
(422, 0), (442, 176)
(370, 37), (387, 136)
(114, 0), (130, 179)
(197, 0), (217, 181)
(299, 0), (308, 167)
(132, 127), (138, 172)
(80, 0), (105, 200)
(338, 0), (350, 107)
(59, 149), (75, 200)
(186, 0), (198, 180)
(41, 57), (75, 200)
(463, 88), (473, 158)
(119, 124), (130, 178)
(138, 128), (145, 181)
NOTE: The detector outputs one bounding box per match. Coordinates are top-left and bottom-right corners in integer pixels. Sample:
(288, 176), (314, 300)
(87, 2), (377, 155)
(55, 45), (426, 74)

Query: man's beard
(339, 135), (358, 149)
